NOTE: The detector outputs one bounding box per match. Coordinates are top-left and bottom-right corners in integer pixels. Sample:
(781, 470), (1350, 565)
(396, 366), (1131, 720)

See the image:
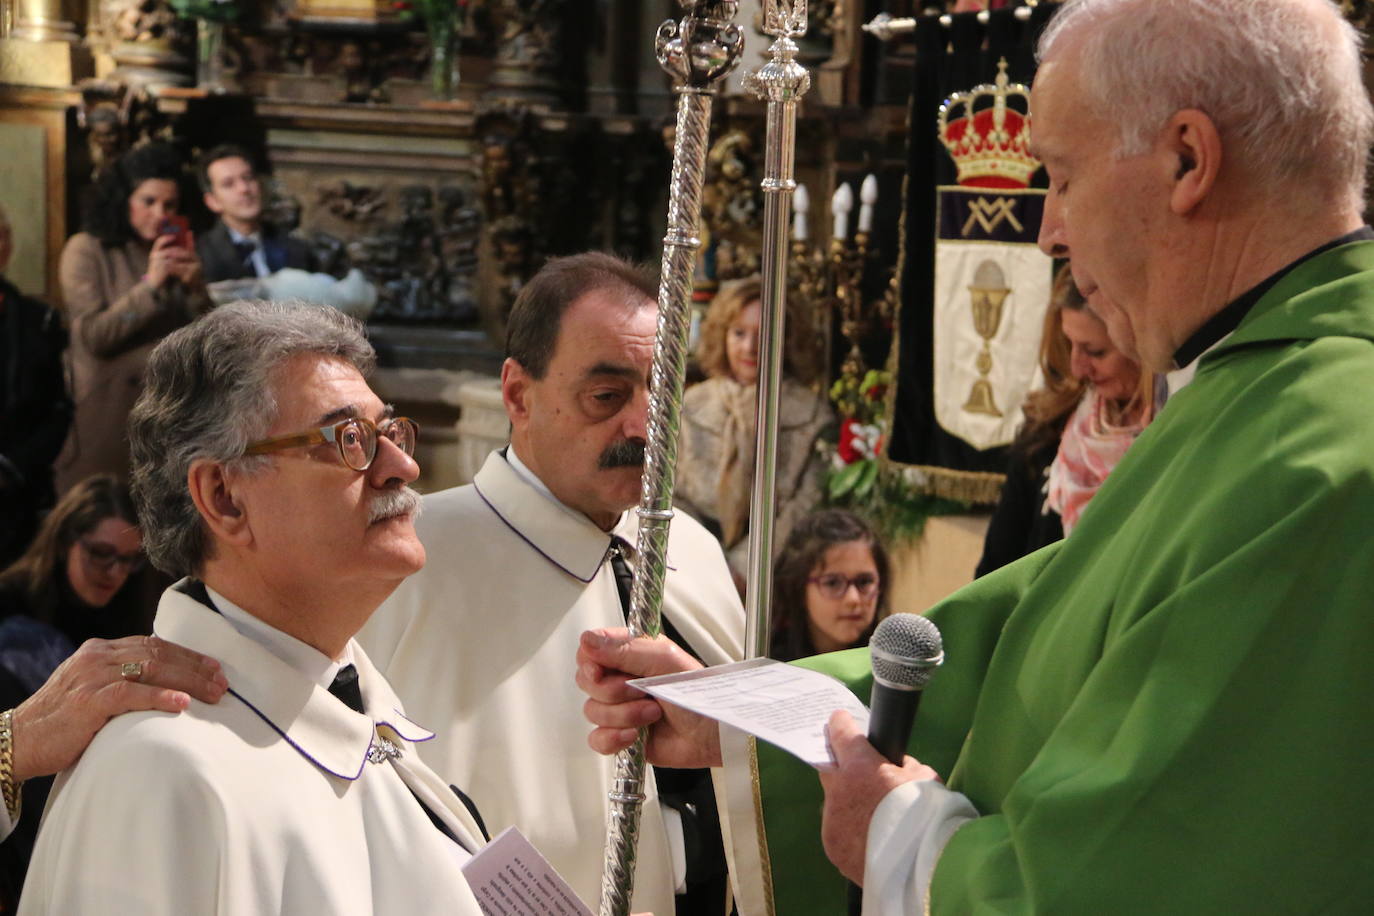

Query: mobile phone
(159, 214), (191, 249)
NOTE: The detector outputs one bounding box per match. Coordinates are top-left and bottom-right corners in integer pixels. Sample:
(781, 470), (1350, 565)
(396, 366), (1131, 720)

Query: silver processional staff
(598, 4), (743, 915)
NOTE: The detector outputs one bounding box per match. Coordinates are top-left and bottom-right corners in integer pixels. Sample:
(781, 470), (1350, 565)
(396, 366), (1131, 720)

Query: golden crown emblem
(938, 59), (1041, 189)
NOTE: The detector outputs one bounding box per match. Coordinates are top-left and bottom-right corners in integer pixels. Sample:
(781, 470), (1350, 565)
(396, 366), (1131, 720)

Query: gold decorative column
(12, 0), (76, 41)
(0, 0), (92, 87)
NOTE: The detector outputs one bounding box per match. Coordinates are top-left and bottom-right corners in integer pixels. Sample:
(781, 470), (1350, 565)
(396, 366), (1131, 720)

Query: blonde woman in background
(976, 264), (1156, 576)
(675, 277), (833, 585)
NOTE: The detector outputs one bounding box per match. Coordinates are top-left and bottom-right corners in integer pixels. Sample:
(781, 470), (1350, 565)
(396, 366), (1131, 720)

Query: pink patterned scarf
(1044, 391), (1152, 535)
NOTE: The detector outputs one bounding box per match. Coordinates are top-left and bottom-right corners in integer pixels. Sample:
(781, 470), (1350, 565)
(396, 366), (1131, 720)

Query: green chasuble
(745, 240), (1374, 914)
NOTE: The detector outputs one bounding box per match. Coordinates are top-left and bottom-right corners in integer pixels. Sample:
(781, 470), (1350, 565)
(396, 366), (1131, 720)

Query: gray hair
(128, 300), (375, 577)
(1039, 0), (1374, 208)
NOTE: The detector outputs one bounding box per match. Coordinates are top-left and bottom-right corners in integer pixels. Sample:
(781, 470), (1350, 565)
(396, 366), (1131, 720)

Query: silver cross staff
(597, 4), (742, 915)
(742, 0), (812, 658)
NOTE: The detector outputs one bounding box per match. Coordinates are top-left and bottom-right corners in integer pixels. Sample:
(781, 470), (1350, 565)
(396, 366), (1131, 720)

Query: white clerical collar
(205, 584), (348, 691)
(505, 444), (627, 530)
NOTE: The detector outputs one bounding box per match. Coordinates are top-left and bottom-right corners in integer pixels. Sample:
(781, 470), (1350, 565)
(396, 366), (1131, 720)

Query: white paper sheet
(630, 658), (870, 768)
(461, 826), (593, 916)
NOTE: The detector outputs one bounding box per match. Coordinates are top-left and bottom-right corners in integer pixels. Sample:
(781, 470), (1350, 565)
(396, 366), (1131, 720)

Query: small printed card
(462, 826), (592, 916)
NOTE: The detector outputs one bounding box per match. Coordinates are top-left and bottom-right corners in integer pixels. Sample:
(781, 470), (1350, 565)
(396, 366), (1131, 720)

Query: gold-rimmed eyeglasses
(243, 416), (419, 471)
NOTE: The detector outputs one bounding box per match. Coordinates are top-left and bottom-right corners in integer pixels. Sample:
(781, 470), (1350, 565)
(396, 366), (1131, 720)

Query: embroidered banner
(886, 8), (1057, 504)
(933, 187), (1051, 451)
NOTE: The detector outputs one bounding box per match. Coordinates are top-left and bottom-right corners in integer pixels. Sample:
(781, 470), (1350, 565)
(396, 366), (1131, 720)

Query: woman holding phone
(55, 143), (211, 493)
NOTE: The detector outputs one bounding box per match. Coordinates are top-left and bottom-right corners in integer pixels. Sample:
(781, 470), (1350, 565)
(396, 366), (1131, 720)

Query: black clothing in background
(196, 221), (317, 284)
(0, 577), (146, 911)
(975, 439), (1064, 578)
(0, 278), (71, 567)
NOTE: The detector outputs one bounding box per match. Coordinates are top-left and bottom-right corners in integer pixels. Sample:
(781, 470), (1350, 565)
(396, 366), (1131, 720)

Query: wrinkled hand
(818, 710), (939, 885)
(575, 628), (722, 769)
(11, 635), (228, 783)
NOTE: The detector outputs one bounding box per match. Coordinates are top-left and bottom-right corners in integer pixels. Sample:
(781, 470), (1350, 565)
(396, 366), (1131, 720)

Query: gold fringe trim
(748, 736), (777, 916)
(913, 465), (1005, 505)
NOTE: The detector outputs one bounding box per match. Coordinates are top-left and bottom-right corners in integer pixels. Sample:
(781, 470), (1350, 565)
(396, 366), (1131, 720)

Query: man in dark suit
(195, 145), (316, 283)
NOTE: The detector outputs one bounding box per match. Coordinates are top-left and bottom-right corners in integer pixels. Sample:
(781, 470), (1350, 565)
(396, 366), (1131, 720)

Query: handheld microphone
(867, 613), (944, 764)
(846, 612), (945, 916)
(849, 614), (944, 916)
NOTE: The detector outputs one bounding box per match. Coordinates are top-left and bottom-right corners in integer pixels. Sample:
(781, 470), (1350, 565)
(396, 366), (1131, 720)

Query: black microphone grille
(870, 613), (944, 690)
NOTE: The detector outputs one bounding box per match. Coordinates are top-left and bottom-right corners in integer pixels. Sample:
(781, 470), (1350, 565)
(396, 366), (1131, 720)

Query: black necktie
(608, 537), (635, 620)
(328, 662), (488, 848)
(232, 238), (256, 271)
(604, 538), (728, 911)
(329, 664), (365, 714)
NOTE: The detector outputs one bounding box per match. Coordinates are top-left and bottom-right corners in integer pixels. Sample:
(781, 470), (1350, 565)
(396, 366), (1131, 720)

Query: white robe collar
(154, 582), (436, 782)
(472, 450), (661, 584)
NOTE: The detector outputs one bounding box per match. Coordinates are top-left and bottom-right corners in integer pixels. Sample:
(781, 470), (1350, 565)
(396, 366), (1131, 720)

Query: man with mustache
(360, 252), (744, 916)
(21, 301), (490, 913)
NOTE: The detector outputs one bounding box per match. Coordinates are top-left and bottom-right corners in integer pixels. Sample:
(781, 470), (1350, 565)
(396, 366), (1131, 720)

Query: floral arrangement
(167, 0), (239, 23)
(822, 367), (968, 543)
(827, 368), (889, 503)
(391, 0), (469, 27)
(392, 0), (469, 97)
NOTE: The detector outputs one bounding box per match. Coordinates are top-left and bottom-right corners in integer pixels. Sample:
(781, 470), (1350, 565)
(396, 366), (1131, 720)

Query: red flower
(863, 382), (887, 402)
(837, 418), (862, 464)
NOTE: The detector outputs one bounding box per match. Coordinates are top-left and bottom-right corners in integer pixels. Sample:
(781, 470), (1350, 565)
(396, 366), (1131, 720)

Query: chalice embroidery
(963, 258), (1010, 417)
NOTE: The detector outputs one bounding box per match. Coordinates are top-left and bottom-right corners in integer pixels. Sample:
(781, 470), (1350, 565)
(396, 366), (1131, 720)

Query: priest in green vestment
(577, 0), (1374, 912)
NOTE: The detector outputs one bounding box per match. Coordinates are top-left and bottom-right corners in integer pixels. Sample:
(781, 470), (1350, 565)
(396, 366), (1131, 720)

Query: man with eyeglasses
(19, 300), (489, 913)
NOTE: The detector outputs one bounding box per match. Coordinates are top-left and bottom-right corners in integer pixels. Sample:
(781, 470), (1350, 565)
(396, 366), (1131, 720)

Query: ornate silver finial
(762, 0), (808, 38)
(655, 1), (745, 89)
(744, 1), (811, 103)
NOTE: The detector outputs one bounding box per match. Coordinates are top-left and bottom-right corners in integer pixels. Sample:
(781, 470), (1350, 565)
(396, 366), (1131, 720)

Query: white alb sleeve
(861, 779), (978, 916)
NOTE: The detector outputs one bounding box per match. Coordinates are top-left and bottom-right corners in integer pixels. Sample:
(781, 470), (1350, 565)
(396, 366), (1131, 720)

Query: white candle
(793, 183), (809, 242)
(858, 174), (878, 233)
(832, 183), (853, 241)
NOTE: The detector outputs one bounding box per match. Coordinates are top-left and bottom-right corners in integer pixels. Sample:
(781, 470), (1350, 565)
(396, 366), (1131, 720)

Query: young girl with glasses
(768, 508), (890, 662)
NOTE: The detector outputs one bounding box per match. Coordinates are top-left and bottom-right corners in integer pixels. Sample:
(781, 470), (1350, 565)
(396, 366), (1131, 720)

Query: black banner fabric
(886, 4), (1058, 503)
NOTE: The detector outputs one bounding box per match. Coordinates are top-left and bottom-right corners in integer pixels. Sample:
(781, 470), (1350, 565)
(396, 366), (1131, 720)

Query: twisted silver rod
(598, 4), (742, 915)
(742, 2), (811, 658)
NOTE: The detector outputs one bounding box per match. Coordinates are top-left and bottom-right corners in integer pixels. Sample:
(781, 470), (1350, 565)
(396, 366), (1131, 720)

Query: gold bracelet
(0, 709), (21, 822)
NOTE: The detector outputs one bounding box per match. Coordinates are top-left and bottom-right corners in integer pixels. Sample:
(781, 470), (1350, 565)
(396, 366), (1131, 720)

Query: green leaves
(169, 0), (240, 23)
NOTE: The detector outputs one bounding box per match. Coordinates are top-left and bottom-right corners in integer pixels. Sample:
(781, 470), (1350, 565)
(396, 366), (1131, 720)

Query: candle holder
(786, 179), (893, 385)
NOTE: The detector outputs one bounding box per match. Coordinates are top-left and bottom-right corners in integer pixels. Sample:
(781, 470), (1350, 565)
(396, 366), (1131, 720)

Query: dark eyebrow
(583, 362), (640, 381)
(314, 403), (395, 427)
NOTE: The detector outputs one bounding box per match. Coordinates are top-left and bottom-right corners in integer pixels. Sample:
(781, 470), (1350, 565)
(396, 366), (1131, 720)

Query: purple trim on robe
(474, 478), (601, 583)
(225, 687), (368, 782)
(378, 710), (436, 743)
(472, 477), (679, 581)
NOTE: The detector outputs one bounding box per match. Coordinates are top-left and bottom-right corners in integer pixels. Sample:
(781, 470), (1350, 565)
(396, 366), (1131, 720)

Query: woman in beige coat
(55, 143), (211, 493)
(676, 277), (833, 583)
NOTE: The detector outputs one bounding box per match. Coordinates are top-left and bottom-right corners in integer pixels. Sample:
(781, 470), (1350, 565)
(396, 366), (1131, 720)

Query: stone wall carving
(314, 177), (481, 323)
